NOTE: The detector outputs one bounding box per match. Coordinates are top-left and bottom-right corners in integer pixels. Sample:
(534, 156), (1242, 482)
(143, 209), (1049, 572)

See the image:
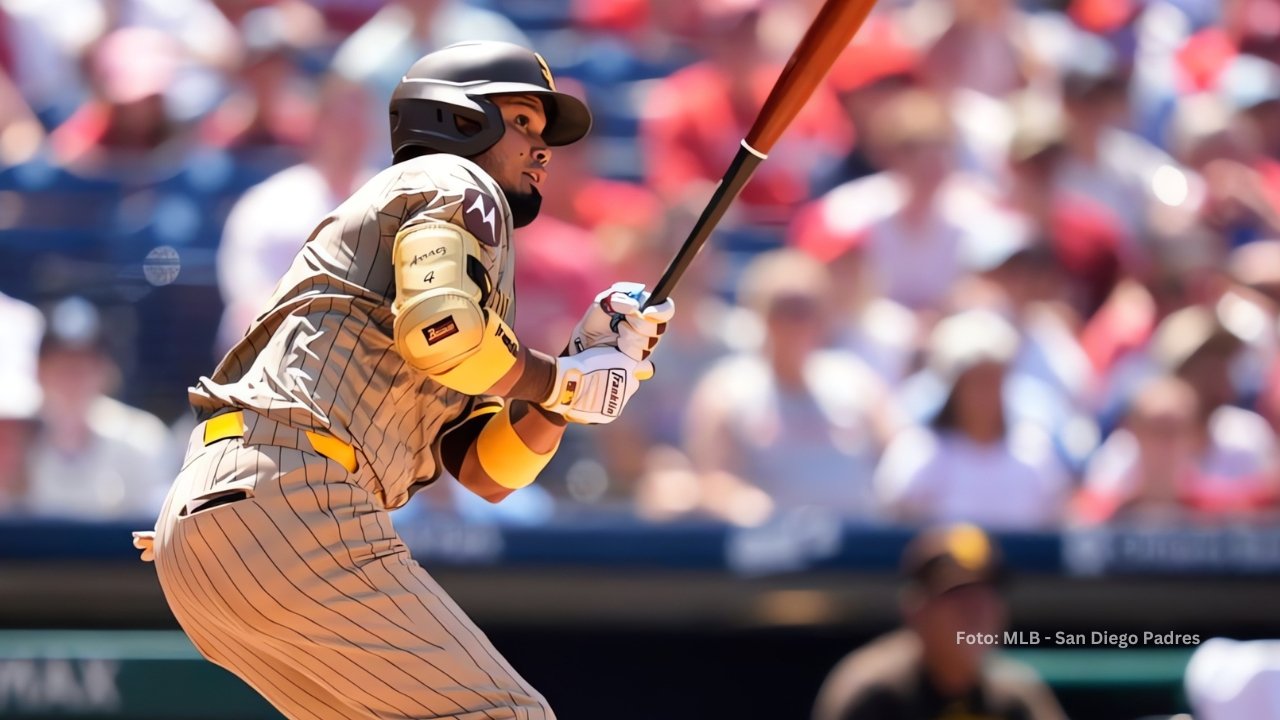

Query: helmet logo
(534, 52), (556, 92)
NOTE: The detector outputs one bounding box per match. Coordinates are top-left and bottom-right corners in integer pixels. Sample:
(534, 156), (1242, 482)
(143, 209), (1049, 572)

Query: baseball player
(133, 41), (674, 720)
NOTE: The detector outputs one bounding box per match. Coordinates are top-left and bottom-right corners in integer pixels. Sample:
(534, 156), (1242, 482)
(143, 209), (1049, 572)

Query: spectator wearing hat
(876, 310), (1069, 530)
(813, 524), (1066, 720)
(25, 298), (174, 520)
(681, 249), (897, 525)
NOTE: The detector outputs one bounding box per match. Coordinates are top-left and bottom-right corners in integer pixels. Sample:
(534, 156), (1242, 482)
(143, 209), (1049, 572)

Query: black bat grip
(644, 144), (765, 308)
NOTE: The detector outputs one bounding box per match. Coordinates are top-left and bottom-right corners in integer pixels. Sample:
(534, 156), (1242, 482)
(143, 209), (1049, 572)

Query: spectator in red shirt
(641, 0), (849, 229)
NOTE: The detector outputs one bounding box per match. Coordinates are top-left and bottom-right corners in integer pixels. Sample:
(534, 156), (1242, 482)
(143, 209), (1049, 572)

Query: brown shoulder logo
(462, 187), (501, 247)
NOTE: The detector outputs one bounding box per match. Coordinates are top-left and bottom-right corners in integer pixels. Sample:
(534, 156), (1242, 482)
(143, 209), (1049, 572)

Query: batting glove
(568, 282), (676, 362)
(541, 346), (652, 424)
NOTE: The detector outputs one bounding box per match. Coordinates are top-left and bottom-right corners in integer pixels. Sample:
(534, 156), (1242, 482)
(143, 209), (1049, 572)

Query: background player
(812, 524), (1066, 720)
(136, 40), (674, 720)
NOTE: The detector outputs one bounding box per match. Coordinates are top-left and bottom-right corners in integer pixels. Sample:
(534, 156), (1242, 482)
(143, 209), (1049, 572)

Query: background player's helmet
(390, 41), (592, 163)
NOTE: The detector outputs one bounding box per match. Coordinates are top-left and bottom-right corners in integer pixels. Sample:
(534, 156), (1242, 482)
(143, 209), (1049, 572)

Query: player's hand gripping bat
(616, 0), (883, 326)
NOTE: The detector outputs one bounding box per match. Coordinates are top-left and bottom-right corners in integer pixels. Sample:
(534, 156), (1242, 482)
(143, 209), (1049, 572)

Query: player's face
(473, 94), (551, 227)
(909, 583), (1007, 672)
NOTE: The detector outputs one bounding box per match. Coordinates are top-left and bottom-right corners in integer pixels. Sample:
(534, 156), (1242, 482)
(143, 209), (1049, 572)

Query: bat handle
(644, 141), (765, 309)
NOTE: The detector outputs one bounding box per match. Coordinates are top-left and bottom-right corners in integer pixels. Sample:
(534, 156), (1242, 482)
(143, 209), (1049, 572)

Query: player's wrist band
(506, 347), (557, 404)
(430, 312), (520, 395)
(474, 404), (558, 489)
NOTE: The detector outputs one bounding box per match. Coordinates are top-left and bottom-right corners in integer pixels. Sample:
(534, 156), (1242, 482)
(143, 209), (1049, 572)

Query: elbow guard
(392, 222), (519, 394)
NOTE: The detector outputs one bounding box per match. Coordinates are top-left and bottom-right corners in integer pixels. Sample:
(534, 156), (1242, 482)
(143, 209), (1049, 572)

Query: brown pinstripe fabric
(190, 154), (516, 509)
(157, 155), (553, 719)
(155, 415), (553, 720)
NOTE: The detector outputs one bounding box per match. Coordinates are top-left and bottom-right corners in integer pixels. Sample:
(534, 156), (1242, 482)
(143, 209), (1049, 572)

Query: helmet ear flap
(390, 85), (506, 161)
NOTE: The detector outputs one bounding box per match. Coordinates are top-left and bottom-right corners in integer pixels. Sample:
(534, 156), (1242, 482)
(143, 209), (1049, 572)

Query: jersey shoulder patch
(461, 183), (501, 247)
(381, 155), (510, 247)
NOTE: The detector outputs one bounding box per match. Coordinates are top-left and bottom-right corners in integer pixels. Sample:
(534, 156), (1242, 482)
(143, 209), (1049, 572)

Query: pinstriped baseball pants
(153, 414), (555, 720)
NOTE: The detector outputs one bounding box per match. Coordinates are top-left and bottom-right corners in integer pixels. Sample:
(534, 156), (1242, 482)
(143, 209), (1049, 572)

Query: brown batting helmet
(389, 41), (593, 163)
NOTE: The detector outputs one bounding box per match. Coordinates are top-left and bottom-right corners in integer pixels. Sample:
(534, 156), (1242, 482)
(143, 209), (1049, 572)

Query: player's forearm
(506, 399), (568, 451)
(454, 401), (565, 503)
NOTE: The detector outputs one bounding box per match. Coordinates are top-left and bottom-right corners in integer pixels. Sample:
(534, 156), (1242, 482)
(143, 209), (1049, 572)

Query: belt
(203, 411), (358, 473)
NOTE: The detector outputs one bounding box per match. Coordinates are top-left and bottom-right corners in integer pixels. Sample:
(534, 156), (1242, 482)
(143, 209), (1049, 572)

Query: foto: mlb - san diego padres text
(957, 631), (1201, 648)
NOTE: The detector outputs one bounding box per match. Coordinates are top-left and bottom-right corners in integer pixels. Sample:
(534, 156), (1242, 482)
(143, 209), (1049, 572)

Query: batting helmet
(389, 41), (592, 163)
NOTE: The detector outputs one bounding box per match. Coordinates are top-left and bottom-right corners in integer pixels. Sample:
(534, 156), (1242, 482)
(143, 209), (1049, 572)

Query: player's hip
(154, 414), (405, 584)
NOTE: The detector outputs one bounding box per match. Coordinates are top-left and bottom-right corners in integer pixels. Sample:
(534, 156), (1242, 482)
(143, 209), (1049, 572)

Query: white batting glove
(541, 346), (652, 424)
(568, 282), (676, 361)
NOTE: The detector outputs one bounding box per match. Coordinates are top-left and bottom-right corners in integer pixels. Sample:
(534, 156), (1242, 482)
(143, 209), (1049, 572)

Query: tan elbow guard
(392, 222), (519, 394)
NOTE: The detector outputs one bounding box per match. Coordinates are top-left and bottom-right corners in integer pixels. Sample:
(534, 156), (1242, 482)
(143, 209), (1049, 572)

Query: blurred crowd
(2, 0), (1280, 534)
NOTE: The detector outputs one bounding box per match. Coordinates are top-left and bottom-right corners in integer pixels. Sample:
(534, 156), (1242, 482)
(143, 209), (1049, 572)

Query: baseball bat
(645, 0), (882, 307)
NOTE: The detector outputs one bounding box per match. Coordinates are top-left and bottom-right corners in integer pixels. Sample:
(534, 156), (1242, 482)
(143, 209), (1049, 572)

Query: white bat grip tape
(740, 139), (768, 160)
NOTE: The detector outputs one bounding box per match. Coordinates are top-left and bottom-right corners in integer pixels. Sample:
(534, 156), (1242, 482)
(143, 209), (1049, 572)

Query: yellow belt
(203, 411), (358, 473)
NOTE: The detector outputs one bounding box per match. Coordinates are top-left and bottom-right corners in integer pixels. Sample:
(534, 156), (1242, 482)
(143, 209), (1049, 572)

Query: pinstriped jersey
(190, 154), (516, 509)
